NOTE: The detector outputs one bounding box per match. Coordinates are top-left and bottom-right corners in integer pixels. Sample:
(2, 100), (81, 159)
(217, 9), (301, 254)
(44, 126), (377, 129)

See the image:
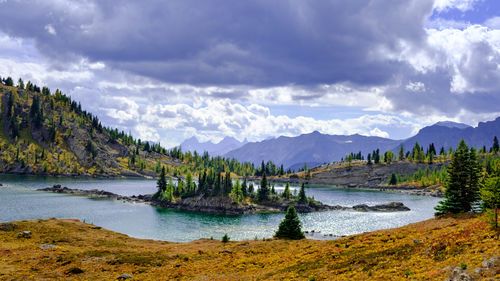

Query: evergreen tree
(297, 183), (307, 204)
(398, 145), (404, 161)
(17, 78), (24, 89)
(374, 149), (380, 164)
(248, 182), (254, 194)
(30, 95), (44, 127)
(224, 171), (232, 195)
(493, 136), (499, 153)
(282, 183), (291, 199)
(241, 178), (248, 197)
(5, 77), (13, 86)
(156, 166), (167, 193)
(275, 206), (305, 240)
(435, 140), (481, 215)
(389, 173), (397, 185)
(258, 172), (269, 201)
(367, 153), (372, 165)
(480, 175), (500, 231)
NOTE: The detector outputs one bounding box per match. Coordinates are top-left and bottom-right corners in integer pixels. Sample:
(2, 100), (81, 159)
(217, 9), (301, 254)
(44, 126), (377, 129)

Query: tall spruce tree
(258, 172), (269, 201)
(435, 140), (481, 215)
(297, 183), (307, 204)
(493, 136), (499, 153)
(275, 206), (305, 239)
(156, 166), (167, 193)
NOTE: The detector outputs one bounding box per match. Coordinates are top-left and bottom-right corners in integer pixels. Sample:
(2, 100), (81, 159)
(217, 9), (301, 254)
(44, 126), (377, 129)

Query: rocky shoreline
(38, 185), (411, 214)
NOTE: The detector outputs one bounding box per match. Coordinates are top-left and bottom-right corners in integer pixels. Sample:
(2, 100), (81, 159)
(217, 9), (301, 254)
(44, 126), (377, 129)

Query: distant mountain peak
(179, 135), (247, 156)
(433, 121), (471, 129)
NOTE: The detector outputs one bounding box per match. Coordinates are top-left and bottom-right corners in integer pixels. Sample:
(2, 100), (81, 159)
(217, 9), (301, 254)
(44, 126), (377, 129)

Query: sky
(0, 0), (499, 147)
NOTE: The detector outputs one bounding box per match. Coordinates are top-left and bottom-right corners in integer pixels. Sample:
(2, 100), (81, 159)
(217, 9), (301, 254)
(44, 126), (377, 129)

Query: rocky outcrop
(38, 185), (411, 215)
(352, 202), (410, 212)
(269, 161), (447, 197)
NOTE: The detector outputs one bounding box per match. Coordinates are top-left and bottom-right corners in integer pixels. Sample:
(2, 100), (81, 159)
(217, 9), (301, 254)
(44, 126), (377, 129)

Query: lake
(0, 174), (440, 242)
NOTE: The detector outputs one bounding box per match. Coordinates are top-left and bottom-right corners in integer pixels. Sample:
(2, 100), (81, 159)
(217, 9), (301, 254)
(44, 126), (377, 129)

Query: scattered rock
(413, 239), (422, 243)
(473, 267), (483, 274)
(117, 273), (133, 280)
(39, 244), (56, 250)
(17, 231), (32, 238)
(446, 267), (472, 281)
(0, 223), (15, 232)
(65, 267), (84, 275)
(481, 257), (499, 269)
(218, 250), (232, 254)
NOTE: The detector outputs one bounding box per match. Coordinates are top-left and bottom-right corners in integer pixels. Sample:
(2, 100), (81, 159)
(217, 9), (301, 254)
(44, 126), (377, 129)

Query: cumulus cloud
(0, 1), (499, 146)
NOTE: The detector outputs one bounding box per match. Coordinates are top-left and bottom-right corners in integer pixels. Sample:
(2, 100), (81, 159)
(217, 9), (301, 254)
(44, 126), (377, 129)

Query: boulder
(17, 231), (32, 238)
(482, 257), (499, 269)
(117, 273), (133, 280)
(0, 222), (15, 231)
(446, 267), (472, 281)
(39, 244), (56, 250)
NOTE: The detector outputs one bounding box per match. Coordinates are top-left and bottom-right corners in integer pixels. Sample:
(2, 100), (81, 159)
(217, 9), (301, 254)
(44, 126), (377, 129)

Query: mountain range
(215, 118), (500, 170)
(179, 136), (247, 156)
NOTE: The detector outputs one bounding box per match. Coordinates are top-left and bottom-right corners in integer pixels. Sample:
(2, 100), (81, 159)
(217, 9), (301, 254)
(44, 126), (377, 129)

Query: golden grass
(0, 215), (498, 280)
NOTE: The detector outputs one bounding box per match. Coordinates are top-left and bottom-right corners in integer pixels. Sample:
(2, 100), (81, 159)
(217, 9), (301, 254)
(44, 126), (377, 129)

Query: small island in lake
(38, 168), (411, 215)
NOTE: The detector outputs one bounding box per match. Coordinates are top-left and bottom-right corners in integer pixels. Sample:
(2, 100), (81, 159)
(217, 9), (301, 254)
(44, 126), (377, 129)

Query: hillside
(399, 118), (500, 152)
(224, 131), (400, 170)
(0, 83), (183, 177)
(0, 215), (498, 280)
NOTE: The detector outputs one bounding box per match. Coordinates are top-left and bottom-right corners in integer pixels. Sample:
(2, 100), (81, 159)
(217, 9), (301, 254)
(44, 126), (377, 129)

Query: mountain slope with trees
(0, 77), (257, 178)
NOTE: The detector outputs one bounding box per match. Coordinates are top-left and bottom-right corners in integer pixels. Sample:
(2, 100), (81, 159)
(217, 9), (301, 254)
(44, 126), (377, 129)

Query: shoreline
(37, 185), (411, 215)
(0, 215), (497, 280)
(267, 177), (444, 197)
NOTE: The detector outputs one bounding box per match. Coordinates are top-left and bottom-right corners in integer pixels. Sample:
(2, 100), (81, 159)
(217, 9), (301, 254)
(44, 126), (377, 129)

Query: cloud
(0, 0), (434, 87)
(0, 1), (500, 147)
(433, 0), (481, 12)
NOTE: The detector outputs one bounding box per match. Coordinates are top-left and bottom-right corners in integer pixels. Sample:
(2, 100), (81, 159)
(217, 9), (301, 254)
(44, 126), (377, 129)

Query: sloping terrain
(0, 215), (497, 280)
(0, 83), (182, 177)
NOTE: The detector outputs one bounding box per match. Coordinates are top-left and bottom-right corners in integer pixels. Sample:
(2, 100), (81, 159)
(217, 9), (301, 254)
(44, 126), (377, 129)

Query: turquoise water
(0, 174), (440, 242)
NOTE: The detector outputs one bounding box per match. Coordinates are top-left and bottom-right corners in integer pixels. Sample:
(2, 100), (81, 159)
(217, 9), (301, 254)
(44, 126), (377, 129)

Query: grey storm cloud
(0, 0), (434, 87)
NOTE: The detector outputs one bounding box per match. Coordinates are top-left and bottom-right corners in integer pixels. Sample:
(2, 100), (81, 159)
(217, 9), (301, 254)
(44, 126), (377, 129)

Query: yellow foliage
(0, 215), (498, 280)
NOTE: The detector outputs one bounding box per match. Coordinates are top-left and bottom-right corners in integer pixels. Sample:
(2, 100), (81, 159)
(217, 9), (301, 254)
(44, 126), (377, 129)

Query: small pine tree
(5, 77), (13, 87)
(258, 172), (269, 201)
(480, 175), (500, 232)
(222, 233), (230, 243)
(389, 173), (397, 185)
(282, 183), (291, 199)
(297, 183), (307, 204)
(157, 166), (167, 193)
(275, 206), (305, 240)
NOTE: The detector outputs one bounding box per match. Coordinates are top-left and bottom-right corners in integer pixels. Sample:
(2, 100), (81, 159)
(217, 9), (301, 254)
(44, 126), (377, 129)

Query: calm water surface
(0, 174), (440, 242)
